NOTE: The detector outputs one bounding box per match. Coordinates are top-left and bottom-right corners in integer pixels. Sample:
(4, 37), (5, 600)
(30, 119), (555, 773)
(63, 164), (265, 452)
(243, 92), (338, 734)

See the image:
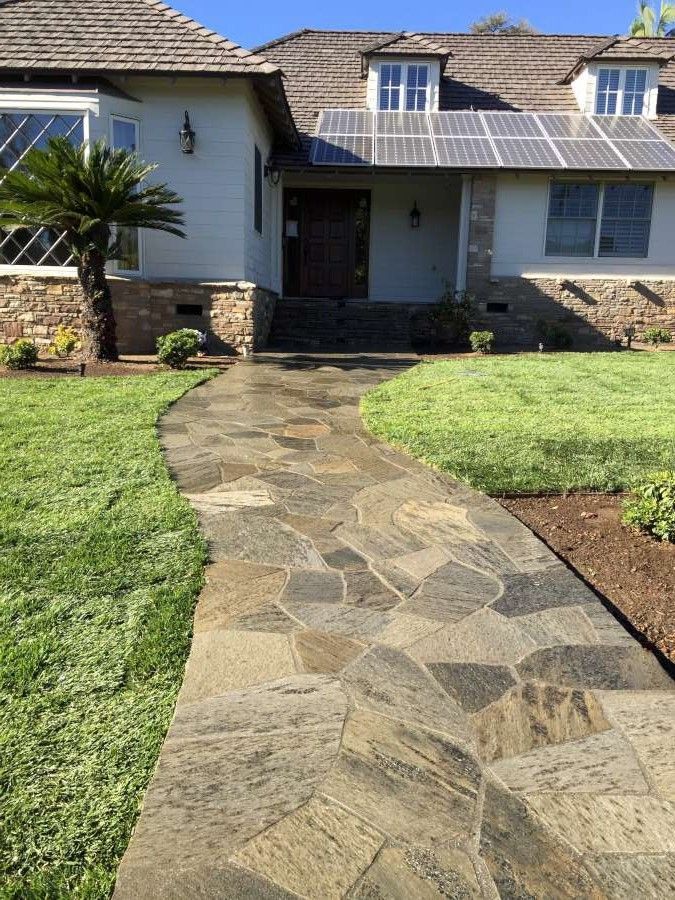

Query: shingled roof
(257, 30), (675, 167)
(0, 0), (299, 146)
(0, 0), (278, 74)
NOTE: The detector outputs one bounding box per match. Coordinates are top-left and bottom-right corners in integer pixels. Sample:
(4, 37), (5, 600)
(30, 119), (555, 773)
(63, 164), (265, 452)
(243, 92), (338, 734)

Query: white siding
(492, 173), (675, 277)
(241, 83), (282, 292)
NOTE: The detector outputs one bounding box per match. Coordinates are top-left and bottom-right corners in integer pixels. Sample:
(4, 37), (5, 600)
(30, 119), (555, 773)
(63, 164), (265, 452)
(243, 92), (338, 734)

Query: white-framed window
(595, 67), (648, 116)
(0, 111), (85, 266)
(378, 62), (430, 111)
(110, 115), (141, 274)
(545, 179), (653, 258)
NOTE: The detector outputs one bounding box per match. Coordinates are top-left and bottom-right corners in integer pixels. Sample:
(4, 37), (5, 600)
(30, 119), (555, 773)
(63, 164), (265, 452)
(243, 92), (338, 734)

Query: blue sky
(175, 0), (638, 50)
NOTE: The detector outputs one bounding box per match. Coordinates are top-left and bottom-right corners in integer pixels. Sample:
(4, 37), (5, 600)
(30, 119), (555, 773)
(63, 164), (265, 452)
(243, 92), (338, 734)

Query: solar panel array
(310, 109), (675, 172)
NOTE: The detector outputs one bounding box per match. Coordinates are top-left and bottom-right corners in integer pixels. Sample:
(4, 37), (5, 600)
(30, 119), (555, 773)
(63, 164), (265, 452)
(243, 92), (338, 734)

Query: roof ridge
(140, 0), (279, 71)
(253, 27), (316, 51)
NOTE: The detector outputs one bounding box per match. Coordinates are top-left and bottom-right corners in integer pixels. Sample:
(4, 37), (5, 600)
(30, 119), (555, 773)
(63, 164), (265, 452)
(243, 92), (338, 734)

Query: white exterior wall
(491, 173), (675, 278)
(0, 77), (271, 283)
(241, 83), (282, 292)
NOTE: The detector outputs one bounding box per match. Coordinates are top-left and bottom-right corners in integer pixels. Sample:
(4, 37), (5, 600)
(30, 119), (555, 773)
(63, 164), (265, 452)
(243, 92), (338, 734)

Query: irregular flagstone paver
(527, 794), (675, 853)
(426, 661), (517, 713)
(321, 710), (481, 844)
(597, 691), (675, 798)
(584, 853), (675, 899)
(233, 795), (383, 898)
(116, 354), (674, 898)
(517, 644), (675, 691)
(473, 681), (611, 762)
(341, 645), (474, 745)
(352, 846), (482, 899)
(479, 781), (605, 899)
(408, 608), (537, 666)
(490, 729), (649, 794)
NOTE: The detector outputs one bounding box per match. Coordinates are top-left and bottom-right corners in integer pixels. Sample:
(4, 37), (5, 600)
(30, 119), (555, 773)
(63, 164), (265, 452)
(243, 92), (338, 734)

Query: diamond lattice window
(0, 113), (84, 266)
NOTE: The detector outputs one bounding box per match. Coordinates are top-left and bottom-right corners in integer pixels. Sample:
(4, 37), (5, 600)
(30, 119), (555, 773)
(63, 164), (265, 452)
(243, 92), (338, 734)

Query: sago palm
(630, 1), (675, 36)
(0, 137), (185, 361)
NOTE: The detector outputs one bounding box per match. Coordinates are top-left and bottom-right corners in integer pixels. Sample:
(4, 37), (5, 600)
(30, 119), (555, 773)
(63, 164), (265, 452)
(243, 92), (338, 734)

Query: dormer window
(378, 62), (430, 111)
(595, 67), (648, 115)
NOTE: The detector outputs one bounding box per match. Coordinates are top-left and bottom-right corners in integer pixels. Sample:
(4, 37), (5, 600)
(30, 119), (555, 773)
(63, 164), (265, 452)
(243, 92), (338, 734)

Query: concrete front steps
(268, 297), (432, 351)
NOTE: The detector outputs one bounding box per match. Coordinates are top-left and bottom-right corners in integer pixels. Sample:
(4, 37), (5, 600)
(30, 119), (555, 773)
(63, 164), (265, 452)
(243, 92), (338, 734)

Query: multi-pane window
(111, 116), (140, 273)
(545, 182), (599, 257)
(0, 112), (84, 266)
(379, 63), (429, 111)
(546, 180), (653, 258)
(623, 69), (648, 116)
(405, 65), (429, 111)
(599, 183), (653, 257)
(595, 68), (648, 116)
(379, 64), (402, 111)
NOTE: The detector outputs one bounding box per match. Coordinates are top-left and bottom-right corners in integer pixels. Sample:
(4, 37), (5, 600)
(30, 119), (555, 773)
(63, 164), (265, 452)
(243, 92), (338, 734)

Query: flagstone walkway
(115, 353), (675, 899)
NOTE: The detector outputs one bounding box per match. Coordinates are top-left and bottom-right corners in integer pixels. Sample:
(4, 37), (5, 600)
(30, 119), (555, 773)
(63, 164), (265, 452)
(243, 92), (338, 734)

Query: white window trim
(109, 114), (143, 276)
(543, 177), (654, 260)
(594, 66), (649, 116)
(376, 61), (431, 112)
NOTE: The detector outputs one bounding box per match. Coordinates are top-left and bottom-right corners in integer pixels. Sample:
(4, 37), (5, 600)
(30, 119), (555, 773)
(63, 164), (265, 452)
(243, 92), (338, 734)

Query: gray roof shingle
(257, 30), (675, 166)
(0, 0), (278, 74)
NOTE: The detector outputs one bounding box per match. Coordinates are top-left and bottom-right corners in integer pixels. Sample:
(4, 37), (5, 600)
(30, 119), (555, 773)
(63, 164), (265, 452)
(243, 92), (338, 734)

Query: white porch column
(455, 174), (472, 294)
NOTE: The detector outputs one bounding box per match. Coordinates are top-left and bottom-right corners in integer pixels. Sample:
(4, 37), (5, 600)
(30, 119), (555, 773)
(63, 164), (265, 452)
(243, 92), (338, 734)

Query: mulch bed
(0, 356), (234, 379)
(502, 493), (675, 664)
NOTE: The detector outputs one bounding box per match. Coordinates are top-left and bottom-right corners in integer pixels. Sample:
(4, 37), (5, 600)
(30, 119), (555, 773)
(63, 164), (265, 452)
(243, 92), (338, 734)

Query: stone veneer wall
(0, 275), (276, 354)
(466, 175), (675, 347)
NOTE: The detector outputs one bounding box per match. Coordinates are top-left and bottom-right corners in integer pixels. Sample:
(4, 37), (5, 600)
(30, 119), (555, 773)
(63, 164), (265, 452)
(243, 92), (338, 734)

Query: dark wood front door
(284, 189), (370, 299)
(302, 192), (351, 298)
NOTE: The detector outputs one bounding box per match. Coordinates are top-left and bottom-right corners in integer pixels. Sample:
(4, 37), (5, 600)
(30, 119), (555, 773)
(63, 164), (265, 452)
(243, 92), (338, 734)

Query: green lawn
(0, 370), (215, 898)
(361, 352), (675, 495)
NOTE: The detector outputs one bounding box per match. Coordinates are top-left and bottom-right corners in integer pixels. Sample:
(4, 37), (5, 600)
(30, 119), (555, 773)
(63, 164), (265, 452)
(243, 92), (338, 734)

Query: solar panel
(311, 135), (373, 165)
(551, 139), (626, 169)
(612, 139), (675, 169)
(376, 112), (431, 136)
(536, 114), (600, 140)
(429, 112), (487, 137)
(590, 116), (659, 140)
(376, 135), (436, 166)
(482, 112), (545, 138)
(317, 109), (373, 136)
(492, 137), (562, 168)
(435, 136), (500, 168)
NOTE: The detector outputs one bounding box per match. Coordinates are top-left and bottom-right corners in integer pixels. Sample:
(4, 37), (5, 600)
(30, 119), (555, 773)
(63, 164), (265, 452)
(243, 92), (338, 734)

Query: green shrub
(48, 324), (80, 358)
(643, 327), (672, 347)
(469, 330), (495, 353)
(0, 338), (39, 369)
(622, 471), (675, 542)
(156, 329), (201, 369)
(537, 320), (573, 350)
(430, 288), (474, 347)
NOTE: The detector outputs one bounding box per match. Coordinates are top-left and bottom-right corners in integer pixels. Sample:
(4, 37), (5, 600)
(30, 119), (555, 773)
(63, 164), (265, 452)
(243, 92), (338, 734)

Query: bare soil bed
(502, 492), (675, 665)
(0, 355), (233, 379)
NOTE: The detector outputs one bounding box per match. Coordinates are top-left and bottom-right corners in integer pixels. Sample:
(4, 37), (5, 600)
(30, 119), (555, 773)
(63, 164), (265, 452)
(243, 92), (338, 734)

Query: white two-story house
(2, 3), (675, 351)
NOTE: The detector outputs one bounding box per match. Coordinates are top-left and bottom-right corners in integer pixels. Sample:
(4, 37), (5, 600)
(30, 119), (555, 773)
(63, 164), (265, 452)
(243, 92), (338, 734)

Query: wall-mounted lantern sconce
(264, 162), (281, 186)
(179, 110), (195, 154)
(410, 201), (421, 229)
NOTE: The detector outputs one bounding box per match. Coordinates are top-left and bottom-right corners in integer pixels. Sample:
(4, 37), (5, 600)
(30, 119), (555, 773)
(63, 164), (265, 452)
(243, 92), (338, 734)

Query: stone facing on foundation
(0, 274), (276, 354)
(466, 175), (675, 347)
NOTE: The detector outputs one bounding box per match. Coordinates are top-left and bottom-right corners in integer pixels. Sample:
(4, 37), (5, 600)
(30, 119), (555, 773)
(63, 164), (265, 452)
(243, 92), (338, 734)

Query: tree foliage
(630, 1), (675, 35)
(469, 11), (538, 34)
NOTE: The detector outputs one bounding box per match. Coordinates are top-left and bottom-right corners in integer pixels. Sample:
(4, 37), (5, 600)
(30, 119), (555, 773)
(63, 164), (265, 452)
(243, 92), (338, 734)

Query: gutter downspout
(455, 173), (473, 295)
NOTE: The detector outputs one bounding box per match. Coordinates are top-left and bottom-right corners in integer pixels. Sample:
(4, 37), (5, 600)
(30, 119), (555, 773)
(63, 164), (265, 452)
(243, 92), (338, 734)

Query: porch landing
(114, 353), (674, 899)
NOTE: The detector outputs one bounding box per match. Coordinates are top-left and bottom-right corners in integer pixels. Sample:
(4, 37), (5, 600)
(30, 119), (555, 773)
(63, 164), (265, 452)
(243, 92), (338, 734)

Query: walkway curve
(115, 353), (675, 899)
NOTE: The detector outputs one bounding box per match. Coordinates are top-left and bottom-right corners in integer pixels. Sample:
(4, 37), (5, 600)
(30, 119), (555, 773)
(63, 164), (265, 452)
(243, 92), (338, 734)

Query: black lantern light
(410, 200), (421, 229)
(179, 110), (195, 154)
